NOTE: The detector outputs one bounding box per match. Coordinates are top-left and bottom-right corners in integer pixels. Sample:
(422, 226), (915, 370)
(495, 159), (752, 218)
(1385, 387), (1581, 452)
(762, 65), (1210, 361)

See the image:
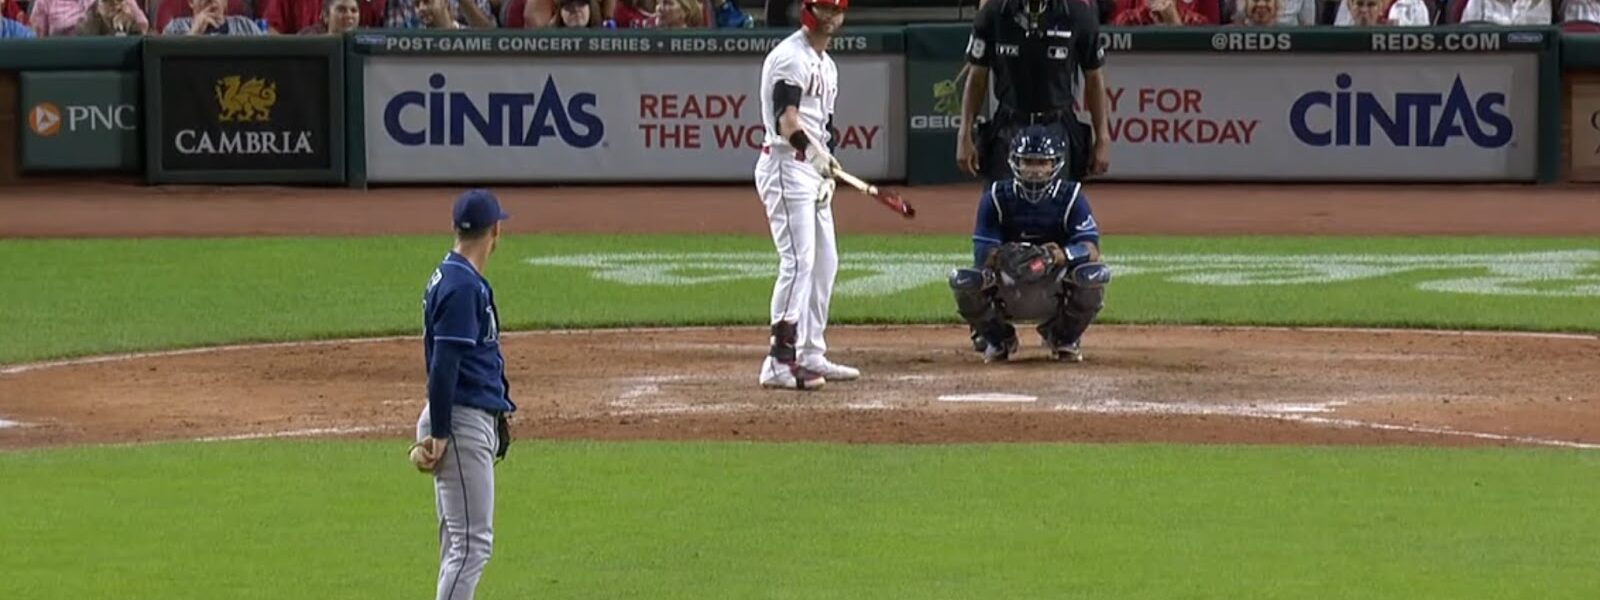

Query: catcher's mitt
(990, 242), (1056, 285)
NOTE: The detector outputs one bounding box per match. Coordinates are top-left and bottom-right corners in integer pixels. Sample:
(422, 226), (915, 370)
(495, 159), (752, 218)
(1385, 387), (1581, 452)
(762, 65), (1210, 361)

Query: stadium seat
(506, 0), (527, 28)
(3, 0), (26, 25)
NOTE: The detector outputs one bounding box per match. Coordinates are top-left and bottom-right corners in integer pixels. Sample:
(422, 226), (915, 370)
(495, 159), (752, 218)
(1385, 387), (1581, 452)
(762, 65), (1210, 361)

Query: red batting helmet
(801, 0), (848, 31)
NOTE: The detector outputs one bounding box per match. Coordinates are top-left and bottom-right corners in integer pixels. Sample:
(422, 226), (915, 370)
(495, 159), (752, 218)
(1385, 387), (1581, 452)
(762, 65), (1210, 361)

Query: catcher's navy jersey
(972, 179), (1100, 266)
(424, 252), (516, 415)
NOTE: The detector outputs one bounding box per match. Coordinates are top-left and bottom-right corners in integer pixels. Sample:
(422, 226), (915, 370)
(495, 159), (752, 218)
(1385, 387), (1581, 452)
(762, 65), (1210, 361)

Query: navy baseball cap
(452, 189), (511, 232)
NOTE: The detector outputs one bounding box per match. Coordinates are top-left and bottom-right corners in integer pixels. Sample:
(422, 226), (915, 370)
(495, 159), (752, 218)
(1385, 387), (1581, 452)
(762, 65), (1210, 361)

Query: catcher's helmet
(1008, 125), (1067, 202)
(801, 0), (848, 31)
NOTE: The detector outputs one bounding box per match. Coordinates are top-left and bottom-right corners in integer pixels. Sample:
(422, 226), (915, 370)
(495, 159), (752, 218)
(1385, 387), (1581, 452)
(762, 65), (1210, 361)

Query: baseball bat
(801, 130), (916, 219)
(833, 167), (916, 219)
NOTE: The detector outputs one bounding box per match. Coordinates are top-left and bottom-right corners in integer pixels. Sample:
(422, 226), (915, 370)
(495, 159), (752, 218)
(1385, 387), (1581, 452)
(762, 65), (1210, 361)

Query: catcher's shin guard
(1041, 262), (1110, 350)
(950, 268), (1016, 349)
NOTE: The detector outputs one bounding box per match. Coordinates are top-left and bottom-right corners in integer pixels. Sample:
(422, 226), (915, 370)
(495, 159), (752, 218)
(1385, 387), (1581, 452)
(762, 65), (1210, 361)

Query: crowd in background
(0, 0), (757, 37)
(0, 0), (1594, 39)
(1082, 0), (1600, 27)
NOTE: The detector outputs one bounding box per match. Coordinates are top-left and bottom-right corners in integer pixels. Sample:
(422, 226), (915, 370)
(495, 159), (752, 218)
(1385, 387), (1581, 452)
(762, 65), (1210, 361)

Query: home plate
(938, 393), (1038, 403)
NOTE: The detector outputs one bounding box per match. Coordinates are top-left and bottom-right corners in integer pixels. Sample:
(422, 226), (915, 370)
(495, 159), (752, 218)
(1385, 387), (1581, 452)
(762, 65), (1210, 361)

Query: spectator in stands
(1233, 0), (1316, 23)
(264, 0), (354, 33)
(707, 0), (750, 26)
(523, 0), (612, 26)
(387, 0), (496, 27)
(544, 0), (602, 26)
(1333, 0), (1430, 24)
(612, 0), (658, 26)
(163, 0), (266, 33)
(31, 0), (149, 36)
(295, 0), (359, 32)
(1233, 0), (1300, 23)
(1568, 0), (1600, 22)
(1, 10), (32, 35)
(1343, 0), (1389, 22)
(75, 0), (152, 34)
(264, 0), (388, 31)
(1458, 0), (1550, 23)
(1113, 0), (1211, 24)
(658, 0), (703, 26)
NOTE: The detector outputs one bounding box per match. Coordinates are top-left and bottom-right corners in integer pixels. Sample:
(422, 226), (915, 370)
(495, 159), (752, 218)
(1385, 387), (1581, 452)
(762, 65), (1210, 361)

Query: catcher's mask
(802, 0), (848, 31)
(1008, 125), (1066, 203)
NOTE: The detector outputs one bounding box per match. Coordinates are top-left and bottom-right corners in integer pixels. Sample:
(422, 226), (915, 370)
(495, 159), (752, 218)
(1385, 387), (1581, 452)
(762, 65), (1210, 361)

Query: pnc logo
(27, 103), (62, 137)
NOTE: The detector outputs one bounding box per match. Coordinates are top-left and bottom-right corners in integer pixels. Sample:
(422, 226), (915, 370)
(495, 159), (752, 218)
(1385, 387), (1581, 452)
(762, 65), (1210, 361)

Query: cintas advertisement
(905, 52), (1539, 182)
(1066, 53), (1539, 181)
(361, 56), (905, 183)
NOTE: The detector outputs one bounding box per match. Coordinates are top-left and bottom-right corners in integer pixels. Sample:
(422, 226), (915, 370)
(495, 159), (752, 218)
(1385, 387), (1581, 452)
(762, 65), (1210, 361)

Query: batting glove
(817, 177), (836, 207)
(806, 148), (838, 180)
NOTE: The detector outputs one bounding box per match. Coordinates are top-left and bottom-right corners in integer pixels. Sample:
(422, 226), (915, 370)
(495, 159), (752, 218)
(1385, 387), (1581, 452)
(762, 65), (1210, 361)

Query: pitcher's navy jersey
(423, 252), (516, 415)
(972, 179), (1100, 266)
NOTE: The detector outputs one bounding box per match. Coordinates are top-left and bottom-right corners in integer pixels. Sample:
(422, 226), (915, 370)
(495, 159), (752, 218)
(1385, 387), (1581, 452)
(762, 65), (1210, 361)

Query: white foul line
(193, 425), (399, 443)
(1052, 400), (1599, 450)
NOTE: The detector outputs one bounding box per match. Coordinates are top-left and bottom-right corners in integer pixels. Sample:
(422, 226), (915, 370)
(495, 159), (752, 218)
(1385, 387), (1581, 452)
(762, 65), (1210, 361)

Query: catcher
(949, 125), (1111, 363)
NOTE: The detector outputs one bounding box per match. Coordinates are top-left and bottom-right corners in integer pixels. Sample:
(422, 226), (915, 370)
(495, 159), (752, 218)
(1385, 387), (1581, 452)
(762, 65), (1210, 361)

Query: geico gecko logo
(1290, 73), (1513, 148)
(383, 73), (605, 148)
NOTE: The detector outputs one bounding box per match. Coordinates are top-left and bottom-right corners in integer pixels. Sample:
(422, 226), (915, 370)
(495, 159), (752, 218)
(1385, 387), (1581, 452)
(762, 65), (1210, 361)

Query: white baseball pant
(755, 146), (837, 365)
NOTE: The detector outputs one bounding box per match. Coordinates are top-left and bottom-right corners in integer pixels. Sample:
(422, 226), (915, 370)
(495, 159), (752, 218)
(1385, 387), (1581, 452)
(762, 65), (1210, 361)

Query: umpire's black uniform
(965, 0), (1106, 182)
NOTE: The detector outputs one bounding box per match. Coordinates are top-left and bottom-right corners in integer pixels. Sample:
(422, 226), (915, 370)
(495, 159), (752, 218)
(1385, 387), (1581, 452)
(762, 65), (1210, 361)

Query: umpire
(956, 0), (1112, 182)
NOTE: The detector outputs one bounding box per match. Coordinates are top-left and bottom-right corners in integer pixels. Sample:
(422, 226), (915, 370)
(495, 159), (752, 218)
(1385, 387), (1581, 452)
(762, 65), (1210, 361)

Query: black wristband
(788, 130), (809, 153)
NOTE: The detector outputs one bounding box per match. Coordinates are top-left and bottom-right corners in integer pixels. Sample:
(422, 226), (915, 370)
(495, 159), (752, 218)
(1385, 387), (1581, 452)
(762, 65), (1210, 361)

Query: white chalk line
(166, 405), (1597, 450)
(939, 393), (1039, 403)
(1051, 400), (1599, 449)
(0, 418), (23, 429)
(2, 324), (1594, 377)
(194, 425), (398, 443)
(601, 382), (1599, 450)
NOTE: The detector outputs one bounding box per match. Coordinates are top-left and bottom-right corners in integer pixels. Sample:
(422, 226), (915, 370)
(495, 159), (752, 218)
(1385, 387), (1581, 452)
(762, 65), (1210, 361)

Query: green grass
(2, 440), (1597, 599)
(6, 236), (1597, 598)
(2, 234), (1597, 364)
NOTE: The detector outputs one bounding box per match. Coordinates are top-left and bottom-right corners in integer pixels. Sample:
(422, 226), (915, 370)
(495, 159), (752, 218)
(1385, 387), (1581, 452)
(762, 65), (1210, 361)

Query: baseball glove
(991, 242), (1056, 285)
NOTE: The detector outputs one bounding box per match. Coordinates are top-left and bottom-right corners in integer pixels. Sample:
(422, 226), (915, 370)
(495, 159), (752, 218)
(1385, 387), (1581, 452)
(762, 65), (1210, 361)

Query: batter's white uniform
(756, 29), (840, 374)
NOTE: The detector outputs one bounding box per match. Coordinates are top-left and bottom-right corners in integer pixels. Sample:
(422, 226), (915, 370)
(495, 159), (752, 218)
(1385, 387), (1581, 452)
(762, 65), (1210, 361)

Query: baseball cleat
(759, 356), (827, 390)
(803, 358), (860, 381)
(982, 337), (1020, 364)
(1050, 341), (1084, 363)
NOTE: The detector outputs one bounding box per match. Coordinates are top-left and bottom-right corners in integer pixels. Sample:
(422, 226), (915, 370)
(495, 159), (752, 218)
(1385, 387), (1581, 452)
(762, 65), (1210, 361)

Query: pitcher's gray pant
(416, 404), (499, 600)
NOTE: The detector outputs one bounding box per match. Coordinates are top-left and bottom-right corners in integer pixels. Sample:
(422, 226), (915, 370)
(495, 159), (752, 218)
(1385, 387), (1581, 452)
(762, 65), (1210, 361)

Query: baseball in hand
(408, 437), (448, 472)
